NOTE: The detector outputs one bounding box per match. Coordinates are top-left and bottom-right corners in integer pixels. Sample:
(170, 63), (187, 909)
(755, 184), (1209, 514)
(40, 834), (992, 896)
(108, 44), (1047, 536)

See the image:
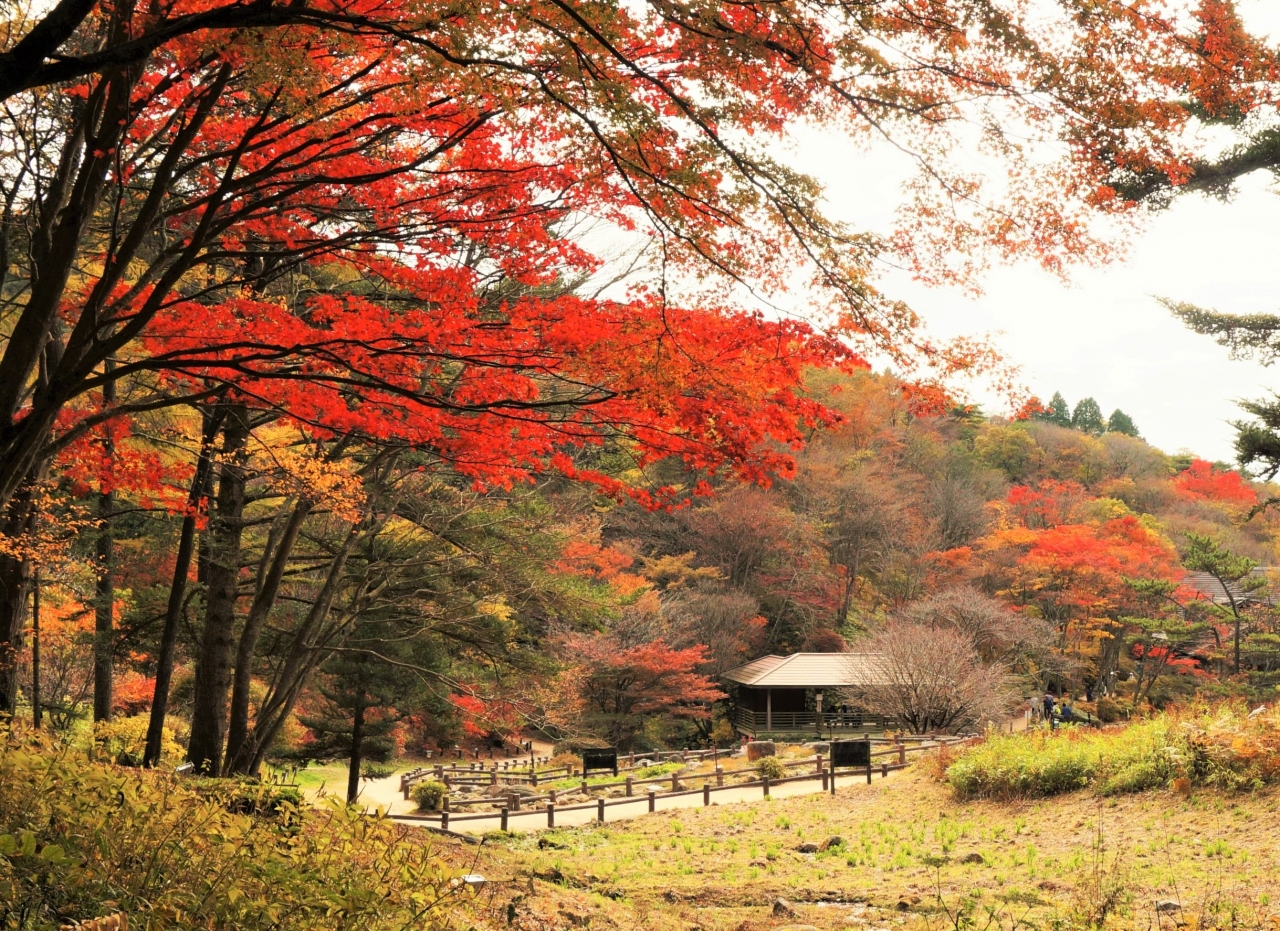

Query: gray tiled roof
(720, 652), (885, 687)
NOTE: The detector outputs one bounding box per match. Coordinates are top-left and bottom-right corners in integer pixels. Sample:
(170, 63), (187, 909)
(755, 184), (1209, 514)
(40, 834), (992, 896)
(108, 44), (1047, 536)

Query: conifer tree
(1071, 398), (1106, 435)
(1106, 409), (1140, 437)
(1037, 392), (1072, 428)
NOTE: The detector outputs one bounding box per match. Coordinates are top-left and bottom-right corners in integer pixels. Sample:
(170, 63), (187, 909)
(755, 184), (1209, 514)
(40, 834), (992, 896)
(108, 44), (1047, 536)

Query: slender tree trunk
(144, 410), (218, 766)
(224, 499), (311, 774)
(187, 406), (249, 775)
(30, 569), (40, 728)
(92, 368), (115, 723)
(1234, 613), (1242, 675)
(347, 689), (366, 805)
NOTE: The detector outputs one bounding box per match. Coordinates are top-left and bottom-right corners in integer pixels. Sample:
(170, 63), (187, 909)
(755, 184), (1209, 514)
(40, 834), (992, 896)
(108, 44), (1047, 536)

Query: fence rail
(395, 736), (972, 831)
(731, 708), (898, 733)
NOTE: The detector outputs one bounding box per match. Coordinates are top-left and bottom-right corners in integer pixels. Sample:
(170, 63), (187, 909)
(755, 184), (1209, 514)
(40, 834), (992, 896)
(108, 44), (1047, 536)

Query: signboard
(830, 739), (871, 769)
(582, 748), (619, 776)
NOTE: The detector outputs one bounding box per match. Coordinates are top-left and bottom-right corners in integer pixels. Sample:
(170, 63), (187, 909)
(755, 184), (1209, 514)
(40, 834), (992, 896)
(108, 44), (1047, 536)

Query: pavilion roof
(720, 652), (884, 688)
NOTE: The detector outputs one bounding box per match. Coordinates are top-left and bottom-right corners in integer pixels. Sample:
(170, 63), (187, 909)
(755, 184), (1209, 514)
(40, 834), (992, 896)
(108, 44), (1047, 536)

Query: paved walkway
(376, 767), (900, 834)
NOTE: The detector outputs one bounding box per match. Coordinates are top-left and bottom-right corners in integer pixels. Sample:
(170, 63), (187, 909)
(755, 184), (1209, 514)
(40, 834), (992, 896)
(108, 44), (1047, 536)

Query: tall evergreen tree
(1071, 397), (1105, 435)
(1106, 409), (1140, 436)
(1037, 391), (1072, 428)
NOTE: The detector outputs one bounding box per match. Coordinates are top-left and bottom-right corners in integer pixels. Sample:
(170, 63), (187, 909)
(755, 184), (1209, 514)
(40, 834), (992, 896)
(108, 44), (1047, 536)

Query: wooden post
(715, 767), (723, 787)
(648, 789), (656, 812)
(821, 771), (828, 791)
(510, 792), (521, 811)
(441, 810), (449, 831)
(898, 742), (906, 765)
(881, 763), (888, 779)
(762, 775), (770, 797)
(403, 784), (411, 800)
(672, 773), (680, 792)
(531, 770), (539, 787)
(626, 776), (633, 797)
(597, 798), (606, 822)
(491, 770), (498, 785)
(815, 753), (824, 774)
(549, 789), (557, 804)
(500, 807), (509, 832)
(547, 802), (555, 828)
(703, 783), (710, 806)
(581, 779), (588, 795)
(442, 795), (451, 813)
(866, 761), (872, 785)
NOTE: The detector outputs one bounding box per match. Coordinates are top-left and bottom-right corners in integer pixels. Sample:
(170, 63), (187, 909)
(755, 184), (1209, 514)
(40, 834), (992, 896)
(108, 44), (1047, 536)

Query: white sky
(793, 1), (1280, 464)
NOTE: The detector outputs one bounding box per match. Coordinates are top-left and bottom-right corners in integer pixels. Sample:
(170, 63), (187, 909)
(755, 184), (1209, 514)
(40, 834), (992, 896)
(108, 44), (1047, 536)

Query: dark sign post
(830, 739), (872, 785)
(582, 748), (619, 777)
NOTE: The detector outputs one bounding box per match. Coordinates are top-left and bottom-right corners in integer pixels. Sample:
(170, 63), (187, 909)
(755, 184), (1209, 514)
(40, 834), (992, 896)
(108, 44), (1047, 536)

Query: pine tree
(1037, 391), (1072, 427)
(1071, 397), (1105, 435)
(1106, 409), (1139, 436)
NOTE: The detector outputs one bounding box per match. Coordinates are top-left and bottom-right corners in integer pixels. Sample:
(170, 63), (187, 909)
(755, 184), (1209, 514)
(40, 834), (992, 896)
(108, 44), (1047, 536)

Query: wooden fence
(396, 736), (972, 832)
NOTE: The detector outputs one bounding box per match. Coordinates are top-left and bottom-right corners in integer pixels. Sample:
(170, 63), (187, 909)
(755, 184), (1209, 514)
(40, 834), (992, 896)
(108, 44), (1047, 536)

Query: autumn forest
(6, 0), (1280, 929)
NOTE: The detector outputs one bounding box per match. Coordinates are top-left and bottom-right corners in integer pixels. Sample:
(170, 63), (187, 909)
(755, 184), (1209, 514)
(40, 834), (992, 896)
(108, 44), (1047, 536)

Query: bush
(1095, 696), (1122, 723)
(946, 702), (1280, 800)
(756, 756), (788, 780)
(93, 713), (183, 767)
(411, 779), (448, 811)
(0, 725), (454, 931)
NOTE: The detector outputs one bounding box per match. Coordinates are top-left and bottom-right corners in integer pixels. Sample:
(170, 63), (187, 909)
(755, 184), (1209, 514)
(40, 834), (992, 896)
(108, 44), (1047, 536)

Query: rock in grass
(1156, 901), (1180, 914)
(959, 852), (984, 864)
(773, 897), (798, 919)
(796, 841), (820, 853)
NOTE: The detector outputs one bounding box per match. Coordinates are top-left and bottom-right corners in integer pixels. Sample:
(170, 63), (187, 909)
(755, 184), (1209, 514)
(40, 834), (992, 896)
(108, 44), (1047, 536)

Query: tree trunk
(144, 410), (218, 767)
(347, 689), (366, 805)
(224, 498), (311, 774)
(30, 570), (40, 728)
(92, 368), (115, 723)
(186, 406), (249, 775)
(0, 488), (36, 715)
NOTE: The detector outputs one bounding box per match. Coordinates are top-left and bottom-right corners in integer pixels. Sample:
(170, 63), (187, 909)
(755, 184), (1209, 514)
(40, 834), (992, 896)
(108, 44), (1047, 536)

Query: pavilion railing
(730, 707), (897, 733)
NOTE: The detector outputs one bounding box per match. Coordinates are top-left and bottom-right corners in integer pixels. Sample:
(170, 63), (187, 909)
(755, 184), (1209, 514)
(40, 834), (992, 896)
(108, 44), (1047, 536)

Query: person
(1042, 692), (1055, 722)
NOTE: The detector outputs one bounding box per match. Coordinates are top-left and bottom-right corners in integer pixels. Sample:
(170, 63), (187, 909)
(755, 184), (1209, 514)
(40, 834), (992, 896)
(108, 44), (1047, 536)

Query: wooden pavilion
(720, 652), (894, 736)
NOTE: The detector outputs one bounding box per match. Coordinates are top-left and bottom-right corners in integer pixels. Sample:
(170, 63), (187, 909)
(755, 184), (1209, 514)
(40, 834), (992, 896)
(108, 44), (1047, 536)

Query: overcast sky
(794, 1), (1280, 464)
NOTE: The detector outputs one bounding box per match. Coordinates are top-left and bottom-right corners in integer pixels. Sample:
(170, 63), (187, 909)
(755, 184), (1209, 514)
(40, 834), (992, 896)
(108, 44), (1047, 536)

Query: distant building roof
(1181, 569), (1274, 607)
(720, 652), (885, 688)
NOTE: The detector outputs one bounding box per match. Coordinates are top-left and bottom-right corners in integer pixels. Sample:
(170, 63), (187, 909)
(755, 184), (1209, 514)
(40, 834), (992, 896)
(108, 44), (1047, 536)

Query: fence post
(581, 779), (588, 795)
(443, 795), (450, 813)
(865, 761), (872, 785)
(716, 767), (723, 787)
(531, 770), (539, 788)
(898, 742), (906, 765)
(703, 783), (711, 806)
(815, 753), (824, 774)
(403, 783), (411, 801)
(648, 789), (656, 812)
(881, 763), (888, 779)
(762, 776), (770, 797)
(597, 798), (606, 822)
(821, 771), (828, 792)
(441, 810), (449, 831)
(500, 807), (509, 832)
(547, 802), (555, 828)
(626, 776), (633, 797)
(672, 773), (680, 792)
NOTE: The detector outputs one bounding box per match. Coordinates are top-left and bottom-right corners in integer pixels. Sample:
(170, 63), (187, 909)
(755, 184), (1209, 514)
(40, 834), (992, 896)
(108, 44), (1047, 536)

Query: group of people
(1031, 692), (1087, 728)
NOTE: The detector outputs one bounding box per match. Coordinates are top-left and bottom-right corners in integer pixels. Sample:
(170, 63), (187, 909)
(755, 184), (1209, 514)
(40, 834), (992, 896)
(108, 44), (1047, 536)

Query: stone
(796, 842), (820, 854)
(749, 858), (769, 867)
(1156, 901), (1181, 914)
(809, 742), (831, 754)
(748, 741), (777, 762)
(537, 837), (568, 850)
(820, 836), (846, 851)
(959, 852), (984, 865)
(773, 898), (799, 919)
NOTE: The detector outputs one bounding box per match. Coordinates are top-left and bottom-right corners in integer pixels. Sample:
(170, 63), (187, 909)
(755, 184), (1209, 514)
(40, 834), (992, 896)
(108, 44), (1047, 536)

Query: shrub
(0, 725), (454, 931)
(1095, 696), (1122, 723)
(946, 702), (1280, 800)
(411, 779), (448, 811)
(93, 713), (183, 767)
(756, 756), (788, 780)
